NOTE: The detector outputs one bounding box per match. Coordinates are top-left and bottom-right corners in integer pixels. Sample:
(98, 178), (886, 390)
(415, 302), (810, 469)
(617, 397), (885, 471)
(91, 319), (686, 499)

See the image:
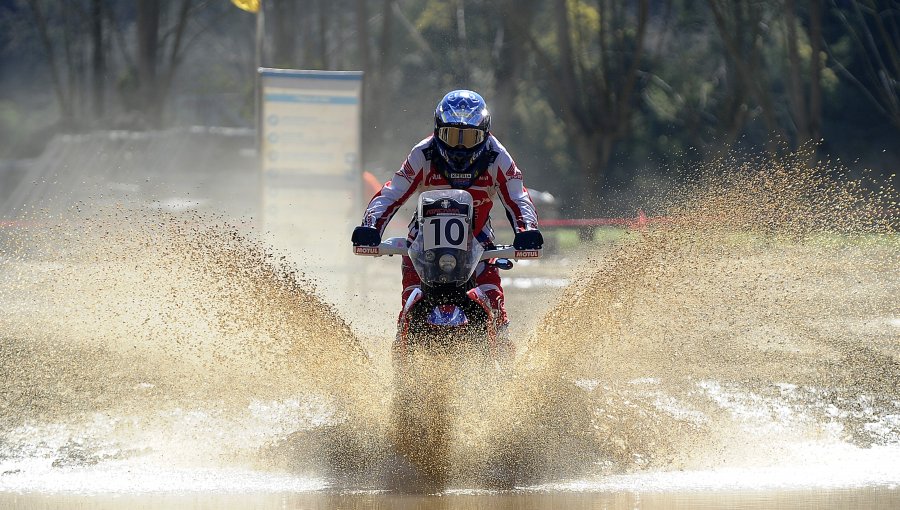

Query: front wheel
(394, 290), (497, 356)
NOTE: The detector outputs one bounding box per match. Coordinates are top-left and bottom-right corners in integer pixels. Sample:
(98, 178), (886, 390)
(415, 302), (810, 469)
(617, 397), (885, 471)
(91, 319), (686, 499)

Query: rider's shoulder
(486, 134), (514, 170)
(406, 135), (436, 165)
(487, 133), (509, 152)
(412, 134), (434, 151)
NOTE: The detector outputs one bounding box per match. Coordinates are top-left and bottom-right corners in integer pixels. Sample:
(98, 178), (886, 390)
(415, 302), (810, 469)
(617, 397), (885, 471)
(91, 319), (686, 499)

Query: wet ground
(3, 487), (900, 510)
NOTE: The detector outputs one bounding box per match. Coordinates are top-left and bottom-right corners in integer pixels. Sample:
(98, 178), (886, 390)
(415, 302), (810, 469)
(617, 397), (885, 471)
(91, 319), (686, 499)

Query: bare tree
(271, 0), (297, 67)
(121, 0), (211, 126)
(707, 0), (784, 149)
(490, 0), (537, 138)
(90, 0), (105, 120)
(527, 0), (649, 213)
(136, 0), (160, 120)
(373, 0), (396, 160)
(784, 0), (824, 146)
(355, 0), (371, 78)
(352, 0), (399, 165)
(809, 0), (824, 141)
(827, 0), (900, 129)
(317, 0), (331, 70)
(25, 0), (75, 123)
(454, 0), (470, 85)
(356, 0), (373, 141)
(158, 0), (193, 109)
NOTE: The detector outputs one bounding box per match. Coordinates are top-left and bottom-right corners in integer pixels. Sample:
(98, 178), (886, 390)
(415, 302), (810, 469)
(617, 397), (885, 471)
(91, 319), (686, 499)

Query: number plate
(423, 215), (469, 250)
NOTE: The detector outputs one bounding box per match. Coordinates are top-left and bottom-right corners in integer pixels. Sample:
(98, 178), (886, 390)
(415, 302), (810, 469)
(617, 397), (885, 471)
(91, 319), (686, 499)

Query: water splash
(1, 148), (899, 493)
(490, 149), (899, 478)
(0, 207), (389, 480)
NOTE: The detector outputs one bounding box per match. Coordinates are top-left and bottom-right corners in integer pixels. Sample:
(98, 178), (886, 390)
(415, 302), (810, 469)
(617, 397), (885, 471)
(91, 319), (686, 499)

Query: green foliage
(0, 0), (897, 202)
(415, 0), (455, 32)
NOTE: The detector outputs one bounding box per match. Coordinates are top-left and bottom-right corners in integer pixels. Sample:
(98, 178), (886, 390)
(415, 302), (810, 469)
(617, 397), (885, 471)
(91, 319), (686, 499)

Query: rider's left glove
(513, 229), (543, 250)
(351, 226), (382, 246)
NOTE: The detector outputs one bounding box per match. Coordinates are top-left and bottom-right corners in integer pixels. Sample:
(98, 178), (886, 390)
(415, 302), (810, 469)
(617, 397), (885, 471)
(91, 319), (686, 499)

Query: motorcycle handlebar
(352, 237), (408, 257)
(480, 246), (542, 260)
(352, 237), (542, 260)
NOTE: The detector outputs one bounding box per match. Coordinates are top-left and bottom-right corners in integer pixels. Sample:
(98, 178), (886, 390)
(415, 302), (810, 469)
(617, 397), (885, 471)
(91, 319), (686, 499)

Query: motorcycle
(353, 189), (542, 357)
(353, 189), (541, 489)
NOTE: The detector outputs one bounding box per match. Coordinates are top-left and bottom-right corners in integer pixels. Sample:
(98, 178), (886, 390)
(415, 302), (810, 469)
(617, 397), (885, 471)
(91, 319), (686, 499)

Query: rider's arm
(493, 150), (540, 233)
(361, 145), (426, 234)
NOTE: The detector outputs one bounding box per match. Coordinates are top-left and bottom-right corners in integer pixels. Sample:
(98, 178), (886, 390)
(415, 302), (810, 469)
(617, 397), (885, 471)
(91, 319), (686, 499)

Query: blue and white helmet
(433, 90), (492, 182)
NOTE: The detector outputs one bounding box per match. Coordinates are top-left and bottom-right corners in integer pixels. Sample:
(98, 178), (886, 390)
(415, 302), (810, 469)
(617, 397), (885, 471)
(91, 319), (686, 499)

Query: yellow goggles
(437, 127), (486, 149)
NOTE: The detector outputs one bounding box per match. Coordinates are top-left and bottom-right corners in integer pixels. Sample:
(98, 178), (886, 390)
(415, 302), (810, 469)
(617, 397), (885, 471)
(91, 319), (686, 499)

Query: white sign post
(259, 68), (362, 294)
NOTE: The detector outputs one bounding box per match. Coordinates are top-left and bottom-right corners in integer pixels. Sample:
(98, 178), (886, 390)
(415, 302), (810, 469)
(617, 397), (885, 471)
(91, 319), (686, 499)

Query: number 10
(429, 217), (465, 246)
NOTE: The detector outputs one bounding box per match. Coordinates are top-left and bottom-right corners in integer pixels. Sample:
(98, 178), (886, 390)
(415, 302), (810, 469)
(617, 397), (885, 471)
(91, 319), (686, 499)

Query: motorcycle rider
(351, 89), (543, 329)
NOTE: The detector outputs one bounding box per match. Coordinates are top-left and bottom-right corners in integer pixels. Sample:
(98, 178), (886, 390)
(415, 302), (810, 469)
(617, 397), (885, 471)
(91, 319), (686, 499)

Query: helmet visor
(437, 127), (486, 149)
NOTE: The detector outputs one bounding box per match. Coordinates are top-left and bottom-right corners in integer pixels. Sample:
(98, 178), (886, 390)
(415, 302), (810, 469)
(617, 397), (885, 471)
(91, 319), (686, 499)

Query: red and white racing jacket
(362, 134), (539, 244)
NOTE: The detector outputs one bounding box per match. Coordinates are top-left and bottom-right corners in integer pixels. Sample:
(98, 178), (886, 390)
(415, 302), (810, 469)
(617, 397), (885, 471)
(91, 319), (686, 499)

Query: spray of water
(481, 149), (899, 478)
(1, 148), (898, 492)
(0, 207), (390, 474)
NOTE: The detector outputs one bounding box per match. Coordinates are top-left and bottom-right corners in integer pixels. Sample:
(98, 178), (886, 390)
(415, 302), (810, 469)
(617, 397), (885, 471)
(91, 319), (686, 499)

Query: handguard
(513, 229), (544, 250)
(351, 226), (381, 247)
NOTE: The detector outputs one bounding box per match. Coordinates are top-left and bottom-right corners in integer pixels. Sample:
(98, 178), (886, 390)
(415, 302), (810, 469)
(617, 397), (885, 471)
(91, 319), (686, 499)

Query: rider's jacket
(361, 134), (539, 244)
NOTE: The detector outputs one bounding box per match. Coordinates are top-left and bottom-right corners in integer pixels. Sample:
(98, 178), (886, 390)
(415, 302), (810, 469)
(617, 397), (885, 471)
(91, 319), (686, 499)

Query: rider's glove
(351, 226), (381, 246)
(513, 229), (543, 250)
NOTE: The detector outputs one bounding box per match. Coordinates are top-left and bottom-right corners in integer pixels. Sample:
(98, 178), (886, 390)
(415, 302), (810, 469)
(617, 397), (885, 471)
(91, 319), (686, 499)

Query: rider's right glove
(513, 229), (543, 250)
(351, 226), (382, 246)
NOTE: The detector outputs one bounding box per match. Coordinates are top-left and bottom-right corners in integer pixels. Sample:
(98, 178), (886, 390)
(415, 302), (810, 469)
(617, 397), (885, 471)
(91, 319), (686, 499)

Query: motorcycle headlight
(438, 253), (457, 273)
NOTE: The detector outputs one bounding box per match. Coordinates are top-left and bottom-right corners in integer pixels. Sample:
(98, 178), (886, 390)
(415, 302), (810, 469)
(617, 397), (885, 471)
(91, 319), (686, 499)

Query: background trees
(0, 0), (897, 216)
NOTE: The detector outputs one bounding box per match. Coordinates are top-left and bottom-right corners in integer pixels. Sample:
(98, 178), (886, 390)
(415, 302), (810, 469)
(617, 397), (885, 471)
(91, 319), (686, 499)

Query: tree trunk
(492, 0), (536, 138)
(377, 0), (394, 89)
(356, 0), (372, 146)
(356, 0), (370, 75)
(574, 132), (604, 216)
(158, 0), (192, 121)
(545, 0), (647, 212)
(318, 0), (330, 69)
(454, 0), (469, 84)
(272, 0), (297, 67)
(137, 0), (160, 125)
(808, 0), (823, 142)
(91, 0), (105, 120)
(708, 0), (784, 147)
(553, 0), (579, 122)
(26, 0), (73, 122)
(372, 0), (395, 164)
(62, 1), (77, 122)
(785, 0), (810, 144)
(300, 2), (314, 67)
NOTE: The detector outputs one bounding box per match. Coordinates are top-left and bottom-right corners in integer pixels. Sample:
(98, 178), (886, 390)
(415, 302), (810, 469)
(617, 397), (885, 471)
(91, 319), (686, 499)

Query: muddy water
(3, 488), (900, 509)
(1, 151), (899, 505)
